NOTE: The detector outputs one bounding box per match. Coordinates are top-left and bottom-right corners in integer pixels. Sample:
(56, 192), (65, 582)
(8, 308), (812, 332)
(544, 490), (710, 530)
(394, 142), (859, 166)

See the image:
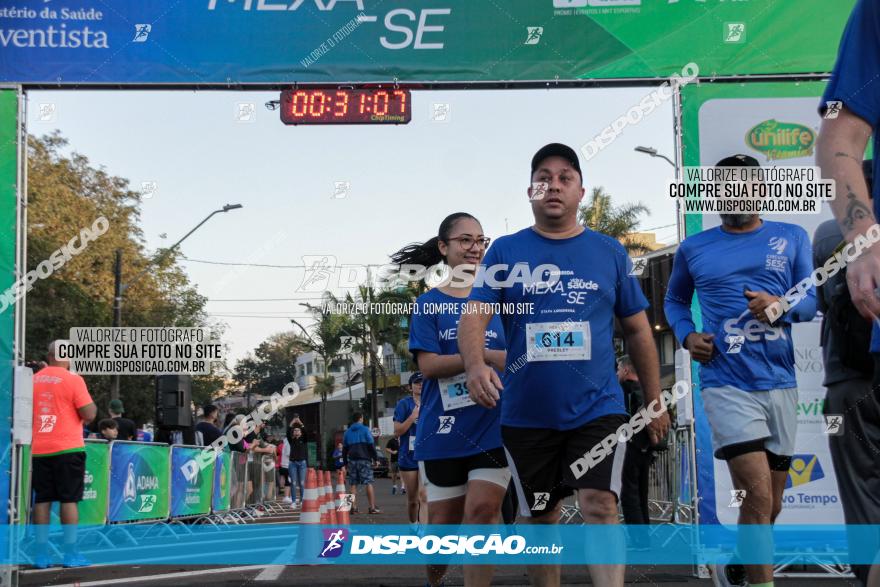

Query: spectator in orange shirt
(31, 340), (97, 569)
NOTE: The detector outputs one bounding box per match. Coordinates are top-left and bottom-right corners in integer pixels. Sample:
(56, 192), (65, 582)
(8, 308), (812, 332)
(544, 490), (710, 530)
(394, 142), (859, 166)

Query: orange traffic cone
(300, 468), (320, 524)
(319, 470), (330, 524)
(335, 469), (347, 509)
(335, 469), (350, 526)
(295, 469), (323, 565)
(325, 470), (338, 524)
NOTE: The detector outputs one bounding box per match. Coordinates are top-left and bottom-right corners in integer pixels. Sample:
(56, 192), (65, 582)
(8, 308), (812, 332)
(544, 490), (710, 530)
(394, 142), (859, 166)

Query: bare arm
(418, 349), (507, 379)
(818, 108), (874, 238)
(619, 311), (669, 445)
(78, 402), (97, 425)
(817, 107), (880, 319)
(418, 352), (467, 379)
(393, 411), (417, 436)
(459, 301), (502, 409)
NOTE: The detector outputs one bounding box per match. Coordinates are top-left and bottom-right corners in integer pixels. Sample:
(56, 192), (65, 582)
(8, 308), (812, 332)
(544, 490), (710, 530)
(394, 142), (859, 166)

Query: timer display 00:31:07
(280, 89), (411, 125)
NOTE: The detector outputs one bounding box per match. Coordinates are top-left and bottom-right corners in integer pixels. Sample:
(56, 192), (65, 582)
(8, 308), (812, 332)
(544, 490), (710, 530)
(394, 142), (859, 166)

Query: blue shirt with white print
(468, 227), (648, 431)
(408, 288), (507, 461)
(393, 396), (419, 469)
(821, 0), (880, 350)
(664, 221), (817, 391)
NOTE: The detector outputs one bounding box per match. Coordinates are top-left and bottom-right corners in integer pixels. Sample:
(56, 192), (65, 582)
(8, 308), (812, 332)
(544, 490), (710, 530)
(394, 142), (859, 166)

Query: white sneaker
(282, 496), (293, 504)
(294, 500), (301, 509)
(710, 561), (747, 587)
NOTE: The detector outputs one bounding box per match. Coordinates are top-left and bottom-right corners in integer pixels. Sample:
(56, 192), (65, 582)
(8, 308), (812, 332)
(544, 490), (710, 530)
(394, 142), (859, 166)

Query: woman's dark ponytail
(390, 212), (477, 267)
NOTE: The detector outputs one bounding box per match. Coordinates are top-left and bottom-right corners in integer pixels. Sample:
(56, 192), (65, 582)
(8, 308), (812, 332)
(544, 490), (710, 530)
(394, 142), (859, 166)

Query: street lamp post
(110, 203), (243, 400)
(634, 145), (675, 167)
(634, 145), (682, 245)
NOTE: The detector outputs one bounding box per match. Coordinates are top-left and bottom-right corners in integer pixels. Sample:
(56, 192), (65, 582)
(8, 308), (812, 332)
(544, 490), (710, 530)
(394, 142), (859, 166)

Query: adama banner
(0, 1), (854, 85)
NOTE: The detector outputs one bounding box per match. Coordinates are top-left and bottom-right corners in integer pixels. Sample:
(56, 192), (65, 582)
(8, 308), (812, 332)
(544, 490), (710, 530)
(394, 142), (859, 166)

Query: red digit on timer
(359, 93), (367, 114)
(291, 90), (309, 118)
(393, 89), (407, 115)
(334, 91), (349, 117)
(374, 91), (389, 116)
(309, 91), (327, 117)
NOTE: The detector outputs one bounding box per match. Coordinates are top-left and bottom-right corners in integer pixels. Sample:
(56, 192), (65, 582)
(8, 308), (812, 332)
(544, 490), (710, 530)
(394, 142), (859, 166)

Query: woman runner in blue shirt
(392, 212), (510, 587)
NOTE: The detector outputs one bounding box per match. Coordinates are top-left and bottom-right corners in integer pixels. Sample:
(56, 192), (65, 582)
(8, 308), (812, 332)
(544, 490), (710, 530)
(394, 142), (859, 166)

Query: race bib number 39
(439, 373), (476, 412)
(526, 321), (591, 361)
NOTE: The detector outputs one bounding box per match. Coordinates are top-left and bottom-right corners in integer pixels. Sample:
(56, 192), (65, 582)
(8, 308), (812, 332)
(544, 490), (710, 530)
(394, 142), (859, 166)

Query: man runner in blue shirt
(459, 143), (669, 587)
(664, 154), (817, 587)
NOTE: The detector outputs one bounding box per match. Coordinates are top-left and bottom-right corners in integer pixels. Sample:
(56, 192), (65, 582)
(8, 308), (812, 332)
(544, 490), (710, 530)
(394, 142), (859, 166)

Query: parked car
(372, 445), (389, 478)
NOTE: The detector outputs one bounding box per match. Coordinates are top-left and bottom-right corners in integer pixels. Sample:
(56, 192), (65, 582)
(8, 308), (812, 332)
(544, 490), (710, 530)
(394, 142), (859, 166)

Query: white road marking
(33, 565), (264, 586)
(255, 565), (286, 581)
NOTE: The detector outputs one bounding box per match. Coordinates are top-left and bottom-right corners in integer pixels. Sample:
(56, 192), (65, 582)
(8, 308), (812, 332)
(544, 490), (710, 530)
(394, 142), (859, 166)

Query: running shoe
(401, 486), (407, 494)
(32, 553), (52, 569)
(368, 507), (382, 514)
(282, 496), (293, 504)
(392, 486), (397, 495)
(62, 551), (91, 568)
(710, 561), (747, 587)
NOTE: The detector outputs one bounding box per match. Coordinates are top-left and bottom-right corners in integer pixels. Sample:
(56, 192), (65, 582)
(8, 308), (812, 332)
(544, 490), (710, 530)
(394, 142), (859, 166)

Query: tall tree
(577, 186), (651, 255)
(26, 132), (223, 426)
(337, 283), (414, 426)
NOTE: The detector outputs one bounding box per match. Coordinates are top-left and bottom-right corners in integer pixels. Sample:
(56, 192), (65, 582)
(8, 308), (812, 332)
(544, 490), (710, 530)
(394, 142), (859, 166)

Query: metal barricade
(229, 450), (248, 510)
(558, 427), (696, 526)
(648, 427), (694, 523)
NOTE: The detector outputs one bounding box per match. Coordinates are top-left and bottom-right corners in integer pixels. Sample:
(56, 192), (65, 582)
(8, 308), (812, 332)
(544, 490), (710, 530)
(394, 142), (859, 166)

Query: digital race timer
(280, 88), (411, 125)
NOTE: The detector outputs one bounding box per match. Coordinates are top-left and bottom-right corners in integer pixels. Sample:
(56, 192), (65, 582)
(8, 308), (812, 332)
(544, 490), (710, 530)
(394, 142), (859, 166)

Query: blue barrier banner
(212, 449), (231, 513)
(170, 446), (213, 518)
(6, 524), (880, 565)
(108, 442), (170, 523)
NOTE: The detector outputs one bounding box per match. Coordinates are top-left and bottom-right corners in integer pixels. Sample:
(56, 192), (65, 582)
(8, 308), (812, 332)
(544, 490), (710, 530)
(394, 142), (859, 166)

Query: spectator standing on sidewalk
(31, 340), (97, 569)
(343, 412), (381, 514)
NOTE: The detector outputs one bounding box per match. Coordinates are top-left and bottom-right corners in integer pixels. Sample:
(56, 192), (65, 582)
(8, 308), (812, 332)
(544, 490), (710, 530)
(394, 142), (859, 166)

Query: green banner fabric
(80, 440), (110, 525)
(0, 89), (17, 528)
(170, 446), (213, 518)
(108, 442), (171, 522)
(0, 1), (856, 85)
(212, 450), (231, 513)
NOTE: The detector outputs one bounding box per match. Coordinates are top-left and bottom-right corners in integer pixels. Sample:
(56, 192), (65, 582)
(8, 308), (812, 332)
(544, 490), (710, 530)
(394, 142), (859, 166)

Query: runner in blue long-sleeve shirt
(664, 154), (817, 587)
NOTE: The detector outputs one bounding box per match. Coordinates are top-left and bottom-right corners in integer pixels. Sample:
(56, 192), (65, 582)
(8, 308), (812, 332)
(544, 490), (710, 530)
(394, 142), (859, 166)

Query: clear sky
(27, 87), (676, 365)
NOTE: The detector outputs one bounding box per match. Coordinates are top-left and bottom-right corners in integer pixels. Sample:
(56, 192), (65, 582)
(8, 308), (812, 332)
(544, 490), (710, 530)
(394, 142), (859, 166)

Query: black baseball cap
(715, 154), (760, 167)
(408, 371), (423, 385)
(531, 143), (582, 177)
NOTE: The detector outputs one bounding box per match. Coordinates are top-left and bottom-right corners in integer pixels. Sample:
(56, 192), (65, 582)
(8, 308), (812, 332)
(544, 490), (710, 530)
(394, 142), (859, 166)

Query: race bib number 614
(526, 321), (591, 362)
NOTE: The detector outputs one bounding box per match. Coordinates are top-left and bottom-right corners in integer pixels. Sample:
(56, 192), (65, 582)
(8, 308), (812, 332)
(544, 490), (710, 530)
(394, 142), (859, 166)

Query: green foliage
(25, 132), (222, 426)
(232, 331), (304, 396)
(577, 186), (651, 255)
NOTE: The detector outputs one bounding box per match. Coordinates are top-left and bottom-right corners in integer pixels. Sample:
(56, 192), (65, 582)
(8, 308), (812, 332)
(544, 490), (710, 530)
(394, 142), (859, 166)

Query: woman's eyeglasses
(446, 236), (491, 250)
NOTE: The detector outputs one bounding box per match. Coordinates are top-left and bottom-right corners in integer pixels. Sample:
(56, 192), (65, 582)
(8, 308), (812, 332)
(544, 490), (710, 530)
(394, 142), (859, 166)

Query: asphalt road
(17, 476), (859, 586)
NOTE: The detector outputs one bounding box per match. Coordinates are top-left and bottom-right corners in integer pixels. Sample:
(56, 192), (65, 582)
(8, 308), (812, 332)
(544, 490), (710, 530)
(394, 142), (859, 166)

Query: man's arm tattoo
(835, 151), (863, 165)
(840, 183), (875, 232)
